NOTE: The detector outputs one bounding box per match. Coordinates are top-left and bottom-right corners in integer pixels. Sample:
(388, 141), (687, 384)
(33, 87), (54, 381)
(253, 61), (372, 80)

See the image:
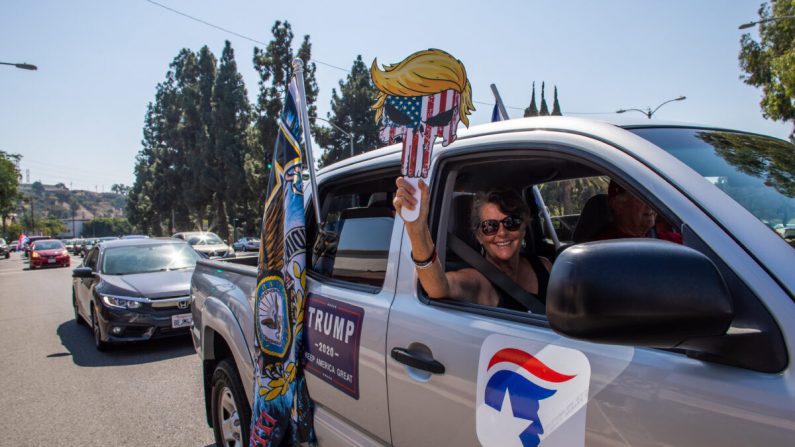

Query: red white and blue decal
(476, 335), (590, 447)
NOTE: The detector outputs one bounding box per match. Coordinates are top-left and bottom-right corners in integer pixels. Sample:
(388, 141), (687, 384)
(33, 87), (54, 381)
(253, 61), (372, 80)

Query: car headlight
(61, 250), (69, 256)
(31, 252), (40, 258)
(101, 295), (143, 309)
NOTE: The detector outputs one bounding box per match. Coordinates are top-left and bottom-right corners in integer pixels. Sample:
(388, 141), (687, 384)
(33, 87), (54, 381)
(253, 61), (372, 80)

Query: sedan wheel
(73, 292), (85, 326)
(211, 359), (251, 447)
(91, 307), (109, 351)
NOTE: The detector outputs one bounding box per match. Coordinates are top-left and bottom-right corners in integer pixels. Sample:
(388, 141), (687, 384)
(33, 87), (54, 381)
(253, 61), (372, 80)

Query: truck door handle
(390, 347), (445, 374)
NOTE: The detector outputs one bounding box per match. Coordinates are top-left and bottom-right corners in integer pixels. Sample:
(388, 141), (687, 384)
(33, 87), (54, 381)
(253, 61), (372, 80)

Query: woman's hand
(393, 177), (430, 232)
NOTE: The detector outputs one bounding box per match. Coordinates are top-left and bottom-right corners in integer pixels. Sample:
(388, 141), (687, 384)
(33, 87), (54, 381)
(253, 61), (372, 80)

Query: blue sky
(1, 0), (788, 191)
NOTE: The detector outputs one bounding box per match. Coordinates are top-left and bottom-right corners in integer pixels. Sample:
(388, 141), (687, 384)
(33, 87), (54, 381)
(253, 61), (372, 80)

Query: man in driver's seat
(593, 180), (682, 243)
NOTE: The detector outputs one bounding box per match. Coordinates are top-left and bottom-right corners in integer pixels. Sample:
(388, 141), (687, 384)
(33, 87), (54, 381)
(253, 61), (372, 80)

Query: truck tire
(211, 359), (251, 447)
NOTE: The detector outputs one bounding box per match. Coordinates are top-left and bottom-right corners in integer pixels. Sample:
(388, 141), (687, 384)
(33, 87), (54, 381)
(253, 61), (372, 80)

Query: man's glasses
(478, 216), (523, 236)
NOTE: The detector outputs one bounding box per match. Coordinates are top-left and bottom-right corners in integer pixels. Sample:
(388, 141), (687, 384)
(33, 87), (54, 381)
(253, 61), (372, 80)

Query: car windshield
(187, 234), (223, 245)
(34, 241), (64, 250)
(630, 128), (795, 246)
(101, 243), (200, 275)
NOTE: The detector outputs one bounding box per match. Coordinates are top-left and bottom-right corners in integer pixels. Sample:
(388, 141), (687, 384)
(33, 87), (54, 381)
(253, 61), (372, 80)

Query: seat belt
(447, 233), (546, 314)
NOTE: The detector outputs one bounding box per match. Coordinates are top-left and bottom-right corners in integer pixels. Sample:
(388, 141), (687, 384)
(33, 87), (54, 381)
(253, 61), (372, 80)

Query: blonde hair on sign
(371, 49), (475, 127)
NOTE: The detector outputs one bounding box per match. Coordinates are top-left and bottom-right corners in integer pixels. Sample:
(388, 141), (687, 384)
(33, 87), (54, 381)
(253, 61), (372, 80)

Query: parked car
(191, 117), (794, 446)
(776, 225), (795, 247)
(72, 238), (201, 351)
(80, 236), (118, 257)
(231, 236), (260, 252)
(24, 235), (53, 257)
(172, 231), (235, 259)
(0, 238), (8, 259)
(71, 239), (85, 255)
(63, 239), (75, 253)
(9, 241), (19, 252)
(121, 234), (149, 239)
(29, 239), (70, 269)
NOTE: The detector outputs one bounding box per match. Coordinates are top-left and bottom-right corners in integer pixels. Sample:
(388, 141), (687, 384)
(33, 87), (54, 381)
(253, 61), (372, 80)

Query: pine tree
(315, 55), (381, 167)
(552, 86), (562, 116)
(524, 82), (539, 117)
(190, 46), (218, 228)
(247, 21), (319, 207)
(539, 82), (550, 116)
(210, 40), (251, 241)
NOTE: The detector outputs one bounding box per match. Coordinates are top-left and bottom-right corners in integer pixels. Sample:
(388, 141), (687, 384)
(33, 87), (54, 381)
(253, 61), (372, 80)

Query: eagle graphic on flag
(250, 75), (317, 446)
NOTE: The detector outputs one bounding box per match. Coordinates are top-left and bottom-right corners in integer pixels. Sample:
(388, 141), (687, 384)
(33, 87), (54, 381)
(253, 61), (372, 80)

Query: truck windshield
(630, 127), (795, 245)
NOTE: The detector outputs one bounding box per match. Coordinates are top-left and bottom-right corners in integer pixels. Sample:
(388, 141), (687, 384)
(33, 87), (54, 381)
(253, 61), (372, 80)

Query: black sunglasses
(477, 216), (523, 236)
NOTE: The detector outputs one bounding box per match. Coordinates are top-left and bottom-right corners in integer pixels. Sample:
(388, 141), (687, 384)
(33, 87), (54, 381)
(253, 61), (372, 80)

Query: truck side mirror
(547, 239), (733, 348)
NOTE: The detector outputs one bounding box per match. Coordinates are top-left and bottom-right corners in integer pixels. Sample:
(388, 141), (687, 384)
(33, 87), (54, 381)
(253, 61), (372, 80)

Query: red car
(29, 239), (71, 269)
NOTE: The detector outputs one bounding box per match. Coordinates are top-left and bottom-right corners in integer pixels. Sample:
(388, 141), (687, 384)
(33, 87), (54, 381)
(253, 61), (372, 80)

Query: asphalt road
(0, 252), (216, 446)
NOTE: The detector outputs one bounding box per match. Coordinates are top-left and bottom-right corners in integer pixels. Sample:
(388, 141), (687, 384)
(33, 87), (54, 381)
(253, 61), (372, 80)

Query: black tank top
(498, 256), (549, 312)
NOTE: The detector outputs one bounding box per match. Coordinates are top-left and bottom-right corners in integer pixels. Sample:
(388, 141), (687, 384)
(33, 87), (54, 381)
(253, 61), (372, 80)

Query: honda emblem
(178, 300), (189, 310)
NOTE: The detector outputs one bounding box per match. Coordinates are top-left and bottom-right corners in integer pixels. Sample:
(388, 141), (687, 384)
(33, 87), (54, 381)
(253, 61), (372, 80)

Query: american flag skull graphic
(379, 89), (461, 178)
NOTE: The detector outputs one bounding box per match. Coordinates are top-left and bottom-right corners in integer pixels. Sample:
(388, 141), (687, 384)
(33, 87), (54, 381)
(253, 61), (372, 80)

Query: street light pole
(317, 117), (354, 159)
(739, 15), (795, 29)
(616, 96), (686, 119)
(0, 62), (37, 71)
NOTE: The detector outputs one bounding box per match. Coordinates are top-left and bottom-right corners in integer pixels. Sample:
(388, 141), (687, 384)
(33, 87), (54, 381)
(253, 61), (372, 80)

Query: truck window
(537, 176), (609, 243)
(308, 178), (397, 288)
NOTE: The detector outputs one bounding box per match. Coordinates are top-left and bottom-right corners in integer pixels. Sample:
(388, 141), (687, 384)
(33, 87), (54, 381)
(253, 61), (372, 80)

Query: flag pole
(292, 58), (322, 228)
(490, 83), (509, 120)
(490, 83), (561, 250)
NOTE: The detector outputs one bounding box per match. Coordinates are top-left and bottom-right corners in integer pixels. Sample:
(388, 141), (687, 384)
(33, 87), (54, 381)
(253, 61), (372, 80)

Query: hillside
(18, 183), (126, 220)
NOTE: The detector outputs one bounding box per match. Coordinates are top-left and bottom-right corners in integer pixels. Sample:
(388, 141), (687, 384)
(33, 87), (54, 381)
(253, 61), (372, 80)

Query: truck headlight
(101, 295), (143, 309)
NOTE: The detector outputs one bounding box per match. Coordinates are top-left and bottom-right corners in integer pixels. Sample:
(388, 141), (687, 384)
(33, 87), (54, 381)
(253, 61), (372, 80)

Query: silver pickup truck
(191, 116), (795, 447)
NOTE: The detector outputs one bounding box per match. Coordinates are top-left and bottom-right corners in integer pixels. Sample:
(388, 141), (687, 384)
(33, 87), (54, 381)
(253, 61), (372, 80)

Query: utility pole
(30, 196), (35, 235)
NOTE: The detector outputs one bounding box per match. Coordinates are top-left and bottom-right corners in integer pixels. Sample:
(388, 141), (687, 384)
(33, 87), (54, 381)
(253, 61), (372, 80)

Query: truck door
(385, 134), (794, 446)
(303, 167), (402, 445)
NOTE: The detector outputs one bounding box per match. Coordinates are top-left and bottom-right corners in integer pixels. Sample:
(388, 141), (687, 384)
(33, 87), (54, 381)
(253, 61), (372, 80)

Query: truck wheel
(211, 359), (251, 447)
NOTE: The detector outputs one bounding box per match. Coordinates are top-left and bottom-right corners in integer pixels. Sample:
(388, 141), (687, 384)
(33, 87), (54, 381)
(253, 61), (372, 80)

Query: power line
(144, 1), (607, 117)
(144, 0), (349, 73)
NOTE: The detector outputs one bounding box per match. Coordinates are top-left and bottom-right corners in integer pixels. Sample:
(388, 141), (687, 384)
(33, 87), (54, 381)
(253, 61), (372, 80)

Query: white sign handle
(399, 176), (422, 222)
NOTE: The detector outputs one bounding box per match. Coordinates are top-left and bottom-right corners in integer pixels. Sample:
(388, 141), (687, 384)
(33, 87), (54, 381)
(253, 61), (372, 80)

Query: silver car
(172, 231), (235, 259)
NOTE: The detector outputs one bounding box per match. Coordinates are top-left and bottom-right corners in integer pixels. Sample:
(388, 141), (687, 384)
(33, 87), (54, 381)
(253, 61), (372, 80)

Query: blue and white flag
(491, 102), (504, 122)
(251, 76), (317, 446)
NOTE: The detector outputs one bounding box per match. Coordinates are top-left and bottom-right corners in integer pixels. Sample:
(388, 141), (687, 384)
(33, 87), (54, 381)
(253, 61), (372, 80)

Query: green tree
(82, 217), (132, 237)
(739, 1), (795, 141)
(539, 82), (550, 116)
(210, 40), (251, 241)
(316, 55), (381, 167)
(0, 151), (21, 238)
(247, 21), (319, 207)
(552, 86), (562, 116)
(524, 82), (539, 117)
(37, 217), (67, 237)
(110, 184), (130, 196)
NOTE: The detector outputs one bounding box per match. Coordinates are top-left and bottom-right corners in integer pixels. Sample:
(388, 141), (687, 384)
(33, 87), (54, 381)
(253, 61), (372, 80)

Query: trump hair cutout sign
(371, 49), (475, 221)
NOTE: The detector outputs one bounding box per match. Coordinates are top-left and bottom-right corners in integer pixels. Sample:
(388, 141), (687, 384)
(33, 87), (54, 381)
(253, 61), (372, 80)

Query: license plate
(48, 258), (55, 263)
(172, 313), (192, 328)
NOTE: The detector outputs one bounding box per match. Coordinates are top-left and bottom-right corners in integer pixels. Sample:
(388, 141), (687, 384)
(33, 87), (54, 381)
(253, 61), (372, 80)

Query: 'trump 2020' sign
(304, 294), (364, 399)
